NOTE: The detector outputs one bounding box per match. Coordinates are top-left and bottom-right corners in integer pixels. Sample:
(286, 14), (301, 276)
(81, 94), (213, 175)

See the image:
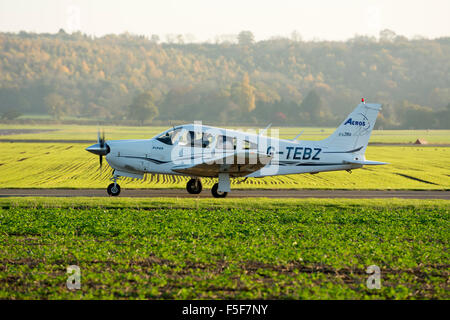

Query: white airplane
(86, 100), (387, 198)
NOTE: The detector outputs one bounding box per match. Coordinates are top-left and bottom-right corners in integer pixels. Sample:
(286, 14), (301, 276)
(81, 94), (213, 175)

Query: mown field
(0, 142), (448, 190)
(1, 124), (450, 144)
(0, 197), (448, 299)
(1, 125), (449, 190)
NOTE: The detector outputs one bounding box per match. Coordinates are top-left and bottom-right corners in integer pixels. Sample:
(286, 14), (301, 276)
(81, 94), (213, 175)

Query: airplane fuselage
(87, 101), (386, 197)
(105, 135), (362, 179)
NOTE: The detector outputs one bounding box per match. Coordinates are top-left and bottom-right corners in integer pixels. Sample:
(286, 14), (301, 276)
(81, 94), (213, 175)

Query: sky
(0, 0), (449, 42)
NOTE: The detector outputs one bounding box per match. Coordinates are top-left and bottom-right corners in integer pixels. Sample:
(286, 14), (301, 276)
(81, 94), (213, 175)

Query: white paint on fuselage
(91, 102), (385, 187)
(105, 133), (361, 179)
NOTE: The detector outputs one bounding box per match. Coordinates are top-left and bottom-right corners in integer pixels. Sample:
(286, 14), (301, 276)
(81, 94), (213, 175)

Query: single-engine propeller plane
(86, 100), (387, 198)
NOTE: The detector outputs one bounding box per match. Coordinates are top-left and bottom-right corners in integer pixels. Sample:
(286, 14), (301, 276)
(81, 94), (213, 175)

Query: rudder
(320, 101), (381, 154)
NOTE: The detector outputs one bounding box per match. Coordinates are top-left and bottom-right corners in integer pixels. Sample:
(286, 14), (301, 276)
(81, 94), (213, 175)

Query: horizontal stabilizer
(343, 160), (388, 166)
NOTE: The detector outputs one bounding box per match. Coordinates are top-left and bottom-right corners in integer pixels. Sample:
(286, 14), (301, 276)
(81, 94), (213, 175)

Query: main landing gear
(186, 178), (202, 194)
(107, 175), (121, 197)
(185, 177), (229, 198)
(211, 183), (227, 198)
(212, 173), (230, 198)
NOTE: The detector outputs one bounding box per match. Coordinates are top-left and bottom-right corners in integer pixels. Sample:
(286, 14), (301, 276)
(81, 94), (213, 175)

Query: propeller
(98, 130), (105, 169)
(86, 129), (110, 170)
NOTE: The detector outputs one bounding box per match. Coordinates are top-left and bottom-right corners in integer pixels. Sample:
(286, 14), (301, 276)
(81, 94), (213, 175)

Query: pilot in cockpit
(186, 131), (203, 147)
(186, 131), (213, 148)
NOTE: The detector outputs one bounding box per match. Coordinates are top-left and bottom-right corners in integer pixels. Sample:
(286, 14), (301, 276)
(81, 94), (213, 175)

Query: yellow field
(0, 142), (448, 190)
(1, 124), (450, 144)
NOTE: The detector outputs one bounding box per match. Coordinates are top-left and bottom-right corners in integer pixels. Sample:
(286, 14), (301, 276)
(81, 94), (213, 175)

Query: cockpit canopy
(156, 127), (212, 148)
(154, 125), (258, 150)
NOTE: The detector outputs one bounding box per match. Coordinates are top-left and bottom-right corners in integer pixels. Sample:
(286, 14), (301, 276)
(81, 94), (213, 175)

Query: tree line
(0, 29), (449, 128)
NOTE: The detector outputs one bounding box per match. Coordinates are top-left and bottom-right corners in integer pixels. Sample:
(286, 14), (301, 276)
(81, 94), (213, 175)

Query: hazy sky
(0, 0), (449, 41)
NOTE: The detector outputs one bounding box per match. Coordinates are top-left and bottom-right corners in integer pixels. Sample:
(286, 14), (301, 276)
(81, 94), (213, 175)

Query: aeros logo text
(344, 118), (366, 126)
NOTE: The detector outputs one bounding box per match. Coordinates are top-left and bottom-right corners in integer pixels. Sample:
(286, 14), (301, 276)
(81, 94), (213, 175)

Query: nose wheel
(186, 178), (202, 194)
(107, 183), (121, 196)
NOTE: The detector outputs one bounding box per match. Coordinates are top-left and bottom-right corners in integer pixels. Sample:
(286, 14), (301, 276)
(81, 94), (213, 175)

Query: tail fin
(320, 101), (381, 155)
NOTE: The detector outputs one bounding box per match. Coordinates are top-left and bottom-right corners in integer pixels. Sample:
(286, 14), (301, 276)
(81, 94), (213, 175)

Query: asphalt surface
(0, 189), (448, 199)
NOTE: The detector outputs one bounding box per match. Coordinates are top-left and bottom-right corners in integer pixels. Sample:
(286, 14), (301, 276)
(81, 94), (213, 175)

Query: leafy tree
(238, 31), (255, 46)
(0, 31), (449, 128)
(299, 90), (322, 124)
(1, 109), (22, 120)
(434, 104), (450, 129)
(379, 29), (396, 42)
(240, 73), (255, 113)
(150, 34), (160, 43)
(291, 30), (302, 42)
(127, 91), (159, 125)
(397, 101), (435, 129)
(44, 93), (66, 120)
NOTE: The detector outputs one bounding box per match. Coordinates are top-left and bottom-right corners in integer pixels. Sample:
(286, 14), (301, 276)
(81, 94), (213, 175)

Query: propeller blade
(87, 130), (108, 170)
(100, 130), (104, 148)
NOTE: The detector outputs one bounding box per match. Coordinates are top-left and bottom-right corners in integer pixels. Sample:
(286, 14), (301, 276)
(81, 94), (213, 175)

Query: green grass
(0, 143), (448, 190)
(0, 197), (448, 299)
(1, 123), (450, 144)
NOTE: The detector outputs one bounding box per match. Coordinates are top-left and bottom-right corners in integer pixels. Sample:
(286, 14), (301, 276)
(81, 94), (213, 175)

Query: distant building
(414, 139), (428, 145)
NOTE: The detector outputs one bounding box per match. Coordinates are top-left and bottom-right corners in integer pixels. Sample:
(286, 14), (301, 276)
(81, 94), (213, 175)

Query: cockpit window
(156, 128), (182, 145)
(157, 128), (214, 148)
(243, 140), (257, 150)
(216, 135), (236, 150)
(179, 130), (213, 148)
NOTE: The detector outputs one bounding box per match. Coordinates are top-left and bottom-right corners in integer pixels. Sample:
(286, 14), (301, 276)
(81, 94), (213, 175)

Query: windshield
(156, 128), (182, 145)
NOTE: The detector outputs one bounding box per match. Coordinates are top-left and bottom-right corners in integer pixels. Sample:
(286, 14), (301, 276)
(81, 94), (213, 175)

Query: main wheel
(211, 183), (228, 198)
(107, 183), (121, 197)
(186, 178), (202, 194)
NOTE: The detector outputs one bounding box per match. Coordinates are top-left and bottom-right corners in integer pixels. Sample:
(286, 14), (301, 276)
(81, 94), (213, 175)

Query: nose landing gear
(107, 175), (121, 196)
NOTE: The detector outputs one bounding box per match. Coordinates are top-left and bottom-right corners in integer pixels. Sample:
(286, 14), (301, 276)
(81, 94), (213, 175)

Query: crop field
(0, 142), (448, 190)
(1, 124), (450, 144)
(0, 197), (448, 299)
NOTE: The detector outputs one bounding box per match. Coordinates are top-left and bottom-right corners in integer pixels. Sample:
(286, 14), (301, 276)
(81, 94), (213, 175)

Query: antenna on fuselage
(259, 123), (272, 136)
(291, 130), (304, 141)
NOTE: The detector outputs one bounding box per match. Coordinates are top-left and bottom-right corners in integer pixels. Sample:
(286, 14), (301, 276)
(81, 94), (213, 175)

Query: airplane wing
(172, 151), (272, 177)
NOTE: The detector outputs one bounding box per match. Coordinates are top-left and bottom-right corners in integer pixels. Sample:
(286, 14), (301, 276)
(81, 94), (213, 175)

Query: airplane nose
(86, 143), (109, 156)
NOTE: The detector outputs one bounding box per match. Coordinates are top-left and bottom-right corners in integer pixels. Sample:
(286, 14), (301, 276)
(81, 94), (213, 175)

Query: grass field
(0, 197), (448, 299)
(1, 124), (450, 144)
(0, 142), (448, 190)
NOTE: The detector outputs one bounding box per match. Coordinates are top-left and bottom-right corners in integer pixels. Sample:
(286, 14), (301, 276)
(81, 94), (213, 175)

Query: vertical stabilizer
(320, 101), (381, 154)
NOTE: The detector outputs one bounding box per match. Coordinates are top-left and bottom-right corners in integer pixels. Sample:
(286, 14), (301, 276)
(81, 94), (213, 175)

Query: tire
(186, 179), (202, 194)
(211, 183), (228, 198)
(107, 183), (121, 197)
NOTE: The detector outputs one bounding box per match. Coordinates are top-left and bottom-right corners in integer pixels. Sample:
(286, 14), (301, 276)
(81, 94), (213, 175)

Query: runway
(0, 189), (448, 199)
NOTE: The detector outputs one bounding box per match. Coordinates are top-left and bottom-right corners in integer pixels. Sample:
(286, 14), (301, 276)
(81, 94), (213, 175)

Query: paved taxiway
(0, 189), (448, 199)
